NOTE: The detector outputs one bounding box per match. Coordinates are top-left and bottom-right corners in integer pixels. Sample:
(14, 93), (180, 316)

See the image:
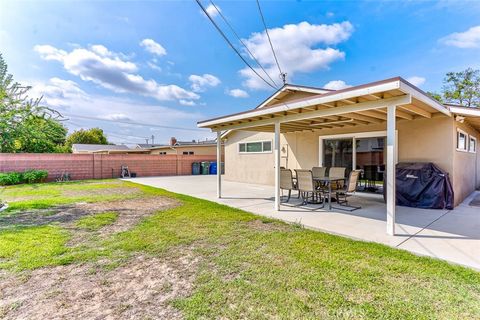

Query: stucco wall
(452, 120), (480, 205)
(224, 115), (478, 205)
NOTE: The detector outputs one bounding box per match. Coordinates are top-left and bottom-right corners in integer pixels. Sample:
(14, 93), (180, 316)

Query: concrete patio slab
(126, 175), (480, 270)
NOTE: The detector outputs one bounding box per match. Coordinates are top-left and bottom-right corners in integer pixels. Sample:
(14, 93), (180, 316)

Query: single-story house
(197, 77), (480, 235)
(147, 137), (222, 156)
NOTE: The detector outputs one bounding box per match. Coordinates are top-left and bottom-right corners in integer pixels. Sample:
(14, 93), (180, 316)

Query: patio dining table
(313, 176), (346, 210)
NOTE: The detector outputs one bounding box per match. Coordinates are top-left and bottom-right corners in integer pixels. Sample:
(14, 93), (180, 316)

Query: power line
(195, 0), (278, 90)
(256, 0), (286, 85)
(209, 0), (279, 88)
(63, 113), (205, 132)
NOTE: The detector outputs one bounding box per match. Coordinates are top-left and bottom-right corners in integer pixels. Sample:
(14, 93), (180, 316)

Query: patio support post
(217, 131), (222, 198)
(386, 105), (396, 235)
(274, 121), (281, 211)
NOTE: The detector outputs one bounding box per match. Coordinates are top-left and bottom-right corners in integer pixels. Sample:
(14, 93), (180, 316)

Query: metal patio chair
(335, 170), (362, 211)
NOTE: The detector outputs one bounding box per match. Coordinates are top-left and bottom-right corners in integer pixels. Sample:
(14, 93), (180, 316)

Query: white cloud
(34, 44), (199, 101)
(406, 76), (426, 87)
(440, 25), (480, 48)
(205, 4), (221, 17)
(147, 61), (162, 72)
(188, 74), (221, 92)
(140, 38), (167, 56)
(28, 77), (90, 107)
(240, 21), (354, 90)
(227, 88), (249, 98)
(102, 113), (131, 121)
(179, 99), (197, 106)
(28, 78), (207, 143)
(323, 80), (352, 90)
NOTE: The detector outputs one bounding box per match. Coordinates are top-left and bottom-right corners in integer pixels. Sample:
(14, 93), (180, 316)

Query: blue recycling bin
(209, 162), (217, 174)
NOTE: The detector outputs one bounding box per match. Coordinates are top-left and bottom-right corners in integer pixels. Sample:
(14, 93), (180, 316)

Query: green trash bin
(200, 161), (210, 175)
(192, 162), (201, 175)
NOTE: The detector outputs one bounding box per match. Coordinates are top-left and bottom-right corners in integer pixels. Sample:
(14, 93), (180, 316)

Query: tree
(0, 53), (67, 153)
(442, 68), (480, 107)
(65, 128), (109, 151)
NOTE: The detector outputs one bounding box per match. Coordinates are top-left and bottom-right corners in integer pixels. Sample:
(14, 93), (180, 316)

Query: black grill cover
(395, 162), (454, 210)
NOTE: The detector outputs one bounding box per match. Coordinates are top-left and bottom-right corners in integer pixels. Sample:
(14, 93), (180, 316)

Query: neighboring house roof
(148, 142), (220, 150)
(72, 144), (131, 153)
(174, 140), (216, 146)
(135, 143), (168, 149)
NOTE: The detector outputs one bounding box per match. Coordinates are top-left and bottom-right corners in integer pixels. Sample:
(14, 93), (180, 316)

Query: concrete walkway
(127, 175), (480, 270)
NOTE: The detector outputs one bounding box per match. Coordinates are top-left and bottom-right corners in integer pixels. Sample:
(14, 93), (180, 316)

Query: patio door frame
(318, 130), (398, 170)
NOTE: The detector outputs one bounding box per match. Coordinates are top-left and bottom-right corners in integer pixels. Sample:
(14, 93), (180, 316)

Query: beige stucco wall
(149, 145), (217, 155)
(452, 120), (480, 205)
(224, 115), (479, 206)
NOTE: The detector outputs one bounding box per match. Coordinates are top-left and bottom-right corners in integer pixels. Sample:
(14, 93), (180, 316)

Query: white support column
(352, 137), (357, 171)
(274, 121), (281, 211)
(216, 131), (222, 199)
(386, 105), (396, 235)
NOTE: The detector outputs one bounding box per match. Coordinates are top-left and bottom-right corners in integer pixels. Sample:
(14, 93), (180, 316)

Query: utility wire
(195, 0), (278, 90)
(209, 0), (279, 88)
(256, 0), (286, 84)
(63, 113), (205, 132)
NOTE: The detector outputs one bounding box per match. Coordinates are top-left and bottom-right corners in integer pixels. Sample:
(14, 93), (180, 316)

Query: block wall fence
(0, 153), (221, 181)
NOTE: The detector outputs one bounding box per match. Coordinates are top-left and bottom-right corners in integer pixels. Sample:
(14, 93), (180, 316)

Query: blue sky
(1, 0), (479, 145)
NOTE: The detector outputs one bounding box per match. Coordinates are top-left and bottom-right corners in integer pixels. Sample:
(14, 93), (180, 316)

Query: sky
(1, 0), (480, 146)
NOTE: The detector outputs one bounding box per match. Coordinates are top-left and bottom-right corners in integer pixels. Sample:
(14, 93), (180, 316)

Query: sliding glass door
(322, 138), (353, 174)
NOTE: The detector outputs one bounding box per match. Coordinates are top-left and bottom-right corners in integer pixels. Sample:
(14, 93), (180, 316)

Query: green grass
(75, 211), (118, 231)
(0, 179), (479, 319)
(0, 225), (71, 270)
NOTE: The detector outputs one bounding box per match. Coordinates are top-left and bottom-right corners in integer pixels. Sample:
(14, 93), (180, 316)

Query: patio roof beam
(210, 95), (411, 132)
(399, 104), (432, 118)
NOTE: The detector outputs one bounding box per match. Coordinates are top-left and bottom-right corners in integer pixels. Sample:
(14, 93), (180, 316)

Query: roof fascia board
(209, 95), (411, 132)
(398, 80), (451, 116)
(449, 106), (480, 117)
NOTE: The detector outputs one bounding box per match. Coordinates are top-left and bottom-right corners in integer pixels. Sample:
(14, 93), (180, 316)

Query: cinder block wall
(0, 154), (219, 181)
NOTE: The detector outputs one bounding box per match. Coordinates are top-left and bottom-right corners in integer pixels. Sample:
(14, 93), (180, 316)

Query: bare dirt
(0, 195), (198, 319)
(0, 250), (199, 319)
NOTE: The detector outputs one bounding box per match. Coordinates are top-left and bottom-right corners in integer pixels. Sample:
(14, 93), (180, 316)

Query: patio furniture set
(280, 167), (361, 212)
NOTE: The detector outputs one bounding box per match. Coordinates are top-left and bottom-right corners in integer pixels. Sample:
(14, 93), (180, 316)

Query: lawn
(0, 179), (479, 319)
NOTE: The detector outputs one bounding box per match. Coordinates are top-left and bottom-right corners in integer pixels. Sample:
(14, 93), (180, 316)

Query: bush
(23, 169), (48, 184)
(0, 170), (48, 185)
(0, 172), (24, 185)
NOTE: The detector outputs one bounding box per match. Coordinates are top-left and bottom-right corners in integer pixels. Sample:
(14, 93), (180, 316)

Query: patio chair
(312, 166), (327, 189)
(295, 169), (325, 208)
(335, 170), (362, 211)
(280, 169), (299, 203)
(329, 167), (346, 189)
(312, 166), (327, 179)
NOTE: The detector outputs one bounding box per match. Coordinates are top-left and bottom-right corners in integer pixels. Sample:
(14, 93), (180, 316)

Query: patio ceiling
(198, 77), (451, 133)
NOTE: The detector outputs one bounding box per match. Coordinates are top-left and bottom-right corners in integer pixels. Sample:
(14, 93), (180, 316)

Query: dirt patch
(62, 187), (142, 198)
(246, 219), (291, 232)
(0, 249), (199, 319)
(0, 197), (178, 230)
(66, 197), (179, 246)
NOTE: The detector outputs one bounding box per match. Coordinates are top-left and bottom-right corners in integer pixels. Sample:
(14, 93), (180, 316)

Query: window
(457, 129), (468, 152)
(469, 136), (477, 153)
(238, 141), (272, 153)
(159, 151), (167, 155)
(182, 151), (194, 155)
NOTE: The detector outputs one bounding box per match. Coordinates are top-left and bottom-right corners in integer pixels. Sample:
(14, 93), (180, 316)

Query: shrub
(0, 170), (48, 185)
(0, 172), (24, 185)
(23, 169), (48, 184)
